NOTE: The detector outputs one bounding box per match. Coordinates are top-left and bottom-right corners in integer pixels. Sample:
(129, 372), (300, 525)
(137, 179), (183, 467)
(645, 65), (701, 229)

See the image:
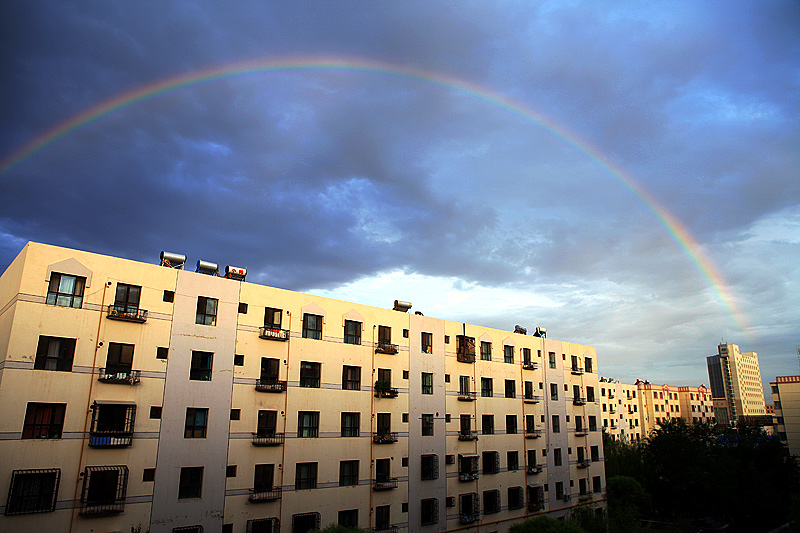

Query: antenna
(797, 347), (800, 371)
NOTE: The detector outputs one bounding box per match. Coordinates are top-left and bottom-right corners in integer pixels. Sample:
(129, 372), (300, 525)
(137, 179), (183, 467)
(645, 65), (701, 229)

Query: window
(421, 372), (433, 394)
(505, 379), (516, 398)
(456, 335), (476, 362)
(248, 519), (279, 533)
(506, 415), (518, 434)
(550, 383), (558, 401)
(421, 332), (433, 354)
(378, 325), (392, 345)
(150, 406), (162, 419)
(46, 273), (85, 308)
(525, 414), (536, 434)
(302, 313), (322, 339)
(80, 466), (129, 515)
(300, 362), (321, 388)
(377, 413), (391, 435)
(592, 476), (602, 493)
(344, 320), (361, 344)
(22, 403), (65, 439)
(238, 302), (248, 314)
(89, 402), (135, 447)
(195, 296), (218, 326)
(34, 336), (75, 372)
(293, 512), (321, 533)
(403, 329), (409, 338)
(480, 341), (491, 360)
(230, 409), (241, 421)
(156, 347), (169, 359)
(585, 357), (593, 373)
(295, 462), (317, 490)
(591, 445), (599, 462)
(178, 467), (203, 499)
(257, 410), (278, 438)
(227, 465), (237, 478)
(588, 416), (597, 431)
(234, 354), (244, 366)
(523, 347), (532, 364)
(5, 468), (60, 515)
(483, 451), (499, 474)
(105, 342), (134, 376)
(163, 290), (174, 302)
(189, 351), (213, 381)
(482, 414), (494, 435)
(460, 492), (480, 520)
(481, 377), (493, 397)
(508, 486), (524, 510)
(586, 386), (595, 402)
(420, 413), (434, 436)
(552, 415), (560, 433)
(421, 498), (439, 526)
(339, 460), (359, 486)
(185, 408), (208, 438)
(504, 345), (514, 364)
(264, 307), (282, 328)
(143, 468), (156, 482)
(459, 375), (471, 396)
(553, 448), (562, 466)
(113, 283), (141, 314)
(549, 351), (556, 369)
(555, 481), (564, 499)
(298, 411), (319, 438)
(421, 454), (439, 480)
(484, 490), (501, 514)
(342, 365), (361, 390)
(507, 451), (519, 471)
(376, 505), (391, 530)
(376, 458), (391, 483)
(339, 509), (358, 528)
(341, 412), (360, 437)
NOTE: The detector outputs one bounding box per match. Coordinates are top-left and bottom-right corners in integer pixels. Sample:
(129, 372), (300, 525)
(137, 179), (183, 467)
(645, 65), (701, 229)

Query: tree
(508, 515), (584, 533)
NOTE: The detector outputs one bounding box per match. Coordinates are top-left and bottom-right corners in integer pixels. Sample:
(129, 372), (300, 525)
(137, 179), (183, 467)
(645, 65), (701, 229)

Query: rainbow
(0, 56), (750, 334)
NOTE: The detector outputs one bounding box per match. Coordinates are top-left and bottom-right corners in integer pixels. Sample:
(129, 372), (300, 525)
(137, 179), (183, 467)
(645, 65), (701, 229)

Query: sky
(1, 1), (798, 398)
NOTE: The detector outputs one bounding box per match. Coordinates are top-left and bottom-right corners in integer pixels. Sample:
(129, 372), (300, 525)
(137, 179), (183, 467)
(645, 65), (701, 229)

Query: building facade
(771, 376), (800, 457)
(706, 343), (766, 425)
(599, 380), (642, 442)
(0, 242), (606, 532)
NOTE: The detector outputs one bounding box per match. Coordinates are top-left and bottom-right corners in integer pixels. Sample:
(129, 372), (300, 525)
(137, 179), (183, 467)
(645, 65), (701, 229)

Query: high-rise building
(706, 343), (766, 425)
(0, 242), (606, 532)
(771, 376), (800, 457)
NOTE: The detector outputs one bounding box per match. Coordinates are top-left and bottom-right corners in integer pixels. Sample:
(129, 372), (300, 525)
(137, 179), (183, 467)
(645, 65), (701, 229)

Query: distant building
(706, 343), (767, 425)
(771, 376), (800, 457)
(599, 380), (642, 442)
(0, 242), (606, 533)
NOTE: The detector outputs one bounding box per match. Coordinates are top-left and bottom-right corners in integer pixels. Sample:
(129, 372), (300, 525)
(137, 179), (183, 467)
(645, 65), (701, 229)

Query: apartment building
(707, 343), (766, 425)
(598, 380), (642, 442)
(771, 376), (800, 457)
(0, 242), (606, 533)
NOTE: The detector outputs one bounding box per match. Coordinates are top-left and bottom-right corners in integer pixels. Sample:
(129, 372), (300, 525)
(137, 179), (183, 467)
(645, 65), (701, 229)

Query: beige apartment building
(0, 242), (606, 533)
(706, 343), (766, 425)
(771, 376), (800, 457)
(599, 380), (642, 442)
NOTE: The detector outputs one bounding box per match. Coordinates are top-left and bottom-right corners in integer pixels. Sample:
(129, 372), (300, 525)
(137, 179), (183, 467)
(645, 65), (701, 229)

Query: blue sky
(1, 1), (798, 397)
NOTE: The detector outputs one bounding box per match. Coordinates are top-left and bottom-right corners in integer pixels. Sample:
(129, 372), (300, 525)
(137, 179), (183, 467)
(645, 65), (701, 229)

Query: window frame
(5, 468), (60, 515)
(481, 377), (493, 398)
(344, 320), (361, 345)
(184, 408), (208, 439)
(299, 361), (321, 388)
(338, 460), (359, 487)
(503, 345), (514, 364)
(46, 273), (85, 308)
(298, 411), (319, 438)
(34, 336), (76, 372)
(80, 465), (129, 514)
(178, 466), (203, 500)
(195, 296), (218, 326)
(480, 341), (492, 361)
(302, 313), (323, 340)
(295, 462), (318, 490)
(421, 332), (433, 354)
(342, 365), (361, 391)
(340, 412), (360, 437)
(421, 372), (433, 395)
(421, 413), (434, 436)
(22, 403), (66, 439)
(189, 351), (213, 381)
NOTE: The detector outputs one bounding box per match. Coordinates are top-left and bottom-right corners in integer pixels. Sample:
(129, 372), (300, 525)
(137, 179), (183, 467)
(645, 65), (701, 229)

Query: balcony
(248, 487), (282, 502)
(577, 460), (590, 469)
(255, 379), (287, 393)
(372, 526), (398, 533)
(525, 429), (542, 439)
(459, 472), (479, 482)
(608, 392), (615, 399)
(106, 304), (147, 323)
(89, 431), (132, 448)
(373, 432), (398, 444)
(460, 512), (480, 524)
(527, 465), (543, 474)
(524, 395), (542, 404)
(80, 501), (125, 516)
(457, 353), (476, 363)
(575, 428), (588, 437)
(573, 397), (586, 406)
(252, 432), (285, 446)
(523, 361), (538, 370)
(375, 342), (398, 355)
(609, 407), (616, 414)
(458, 391), (477, 402)
(259, 326), (290, 341)
(458, 431), (478, 441)
(374, 387), (399, 399)
(578, 493), (592, 502)
(571, 366), (584, 375)
(372, 478), (398, 491)
(98, 368), (141, 385)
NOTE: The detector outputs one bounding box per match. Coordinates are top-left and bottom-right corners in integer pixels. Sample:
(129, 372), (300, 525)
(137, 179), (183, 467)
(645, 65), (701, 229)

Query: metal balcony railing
(79, 500), (125, 516)
(259, 327), (290, 341)
(88, 431), (132, 448)
(458, 431), (478, 441)
(458, 391), (477, 401)
(524, 395), (542, 404)
(248, 487), (282, 502)
(573, 397), (586, 406)
(372, 478), (398, 491)
(457, 353), (476, 363)
(374, 387), (399, 398)
(575, 428), (588, 436)
(577, 460), (590, 468)
(372, 526), (398, 533)
(525, 429), (542, 439)
(458, 472), (479, 482)
(106, 304), (147, 323)
(527, 465), (543, 474)
(255, 379), (287, 393)
(251, 432), (285, 446)
(522, 361), (538, 370)
(97, 368), (141, 385)
(373, 432), (398, 444)
(460, 512), (480, 524)
(571, 366), (584, 375)
(375, 342), (398, 355)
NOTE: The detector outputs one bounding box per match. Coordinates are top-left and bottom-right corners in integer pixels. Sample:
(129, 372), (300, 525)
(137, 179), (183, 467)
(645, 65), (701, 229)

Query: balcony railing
(248, 487), (282, 502)
(609, 407), (616, 414)
(98, 368), (141, 385)
(372, 526), (399, 533)
(578, 493), (592, 502)
(571, 366), (584, 375)
(252, 432), (285, 446)
(527, 465), (544, 474)
(374, 387), (399, 399)
(524, 395), (542, 404)
(459, 472), (479, 482)
(372, 478), (398, 491)
(575, 428), (588, 436)
(573, 397), (586, 406)
(522, 361), (538, 370)
(255, 379), (287, 393)
(608, 392), (615, 399)
(79, 500), (125, 516)
(259, 326), (290, 341)
(577, 460), (590, 469)
(525, 429), (542, 439)
(460, 512), (480, 524)
(88, 431), (132, 448)
(457, 353), (476, 363)
(458, 391), (477, 401)
(375, 342), (398, 355)
(373, 432), (398, 444)
(458, 431), (478, 441)
(106, 304), (147, 323)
